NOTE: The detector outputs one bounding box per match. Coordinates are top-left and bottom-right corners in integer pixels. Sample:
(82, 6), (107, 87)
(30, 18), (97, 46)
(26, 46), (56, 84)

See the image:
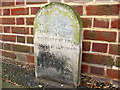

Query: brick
(0, 18), (1, 24)
(0, 42), (3, 49)
(16, 0), (24, 5)
(81, 64), (89, 73)
(107, 69), (120, 79)
(96, 0), (111, 2)
(0, 35), (2, 40)
(94, 18), (109, 28)
(27, 37), (33, 44)
(82, 53), (90, 64)
(27, 55), (34, 63)
(64, 0), (93, 3)
(111, 19), (120, 29)
(50, 0), (61, 2)
(31, 46), (34, 54)
(72, 6), (83, 15)
(2, 51), (16, 59)
(90, 66), (104, 76)
(17, 36), (25, 43)
(84, 30), (99, 40)
(4, 26), (10, 33)
(86, 5), (119, 15)
(109, 44), (120, 55)
(11, 8), (29, 15)
(0, 9), (2, 16)
(31, 27), (33, 35)
(114, 0), (119, 2)
(11, 27), (29, 34)
(3, 43), (12, 50)
(81, 18), (92, 28)
(82, 53), (114, 66)
(0, 26), (3, 33)
(3, 9), (10, 16)
(2, 35), (16, 42)
(31, 7), (40, 15)
(1, 0), (14, 6)
(0, 18), (15, 25)
(84, 30), (117, 42)
(92, 43), (108, 53)
(16, 18), (24, 25)
(115, 57), (120, 67)
(100, 31), (116, 42)
(26, 17), (34, 25)
(17, 52), (27, 62)
(12, 44), (31, 53)
(26, 0), (47, 4)
(119, 32), (120, 42)
(82, 41), (91, 51)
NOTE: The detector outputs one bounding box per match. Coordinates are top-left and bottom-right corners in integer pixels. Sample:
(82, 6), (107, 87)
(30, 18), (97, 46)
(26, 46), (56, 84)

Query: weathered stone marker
(34, 3), (82, 87)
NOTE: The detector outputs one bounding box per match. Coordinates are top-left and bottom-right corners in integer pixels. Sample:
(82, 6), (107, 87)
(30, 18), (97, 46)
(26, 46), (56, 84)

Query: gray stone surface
(34, 3), (82, 86)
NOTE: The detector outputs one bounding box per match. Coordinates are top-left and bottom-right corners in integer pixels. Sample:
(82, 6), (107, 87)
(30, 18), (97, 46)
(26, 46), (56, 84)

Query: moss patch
(17, 36), (25, 43)
(13, 45), (30, 53)
(27, 37), (33, 44)
(105, 56), (114, 66)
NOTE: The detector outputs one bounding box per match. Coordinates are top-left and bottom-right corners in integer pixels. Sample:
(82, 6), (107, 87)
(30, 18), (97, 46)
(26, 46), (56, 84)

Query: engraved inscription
(34, 3), (82, 86)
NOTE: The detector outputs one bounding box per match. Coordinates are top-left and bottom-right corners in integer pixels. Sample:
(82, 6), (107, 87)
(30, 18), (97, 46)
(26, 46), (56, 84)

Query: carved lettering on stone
(34, 3), (82, 86)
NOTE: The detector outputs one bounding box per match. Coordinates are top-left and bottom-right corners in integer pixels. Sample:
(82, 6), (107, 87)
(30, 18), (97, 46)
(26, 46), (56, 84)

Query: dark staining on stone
(37, 51), (73, 81)
(37, 51), (63, 71)
(38, 44), (50, 51)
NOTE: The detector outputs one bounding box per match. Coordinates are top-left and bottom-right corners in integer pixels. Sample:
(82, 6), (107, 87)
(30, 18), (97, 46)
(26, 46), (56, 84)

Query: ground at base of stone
(2, 80), (22, 88)
(79, 74), (119, 89)
(2, 60), (120, 89)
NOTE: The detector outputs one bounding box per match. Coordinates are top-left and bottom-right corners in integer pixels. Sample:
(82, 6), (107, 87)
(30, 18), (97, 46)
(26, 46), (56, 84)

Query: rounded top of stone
(34, 2), (82, 45)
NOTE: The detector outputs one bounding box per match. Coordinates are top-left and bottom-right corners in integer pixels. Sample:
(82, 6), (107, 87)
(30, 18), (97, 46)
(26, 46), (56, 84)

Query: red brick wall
(0, 0), (120, 83)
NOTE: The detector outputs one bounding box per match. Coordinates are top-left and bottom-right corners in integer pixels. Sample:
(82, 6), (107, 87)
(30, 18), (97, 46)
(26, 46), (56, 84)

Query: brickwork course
(0, 0), (120, 84)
